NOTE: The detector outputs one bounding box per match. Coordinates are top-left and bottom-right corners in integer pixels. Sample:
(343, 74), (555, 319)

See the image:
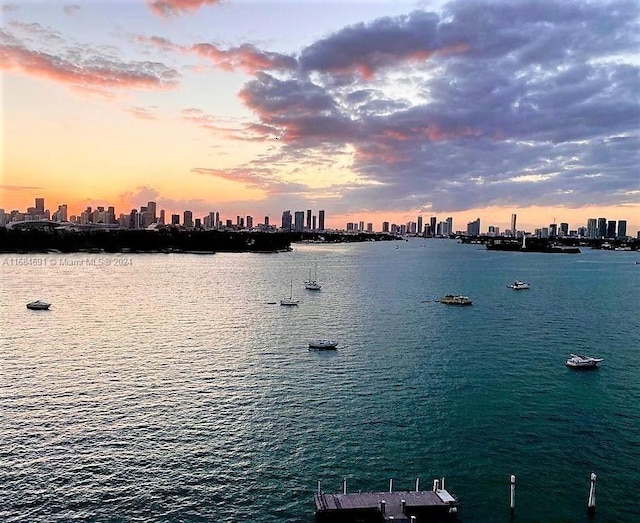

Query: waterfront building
(183, 210), (193, 228)
(606, 220), (616, 238)
(417, 216), (423, 236)
(147, 201), (157, 223)
(0, 209), (5, 227)
(597, 218), (607, 238)
(488, 225), (499, 236)
(560, 222), (569, 237)
(549, 223), (557, 237)
(294, 211), (304, 231)
(430, 216), (437, 237)
(312, 216), (316, 230)
(618, 220), (627, 238)
(264, 216), (270, 227)
(446, 217), (453, 235)
(194, 218), (201, 229)
(246, 216), (253, 229)
(159, 209), (165, 225)
(511, 214), (517, 236)
(306, 209), (312, 230)
(587, 218), (597, 238)
(171, 214), (180, 225)
(382, 221), (389, 233)
(467, 218), (480, 236)
(359, 221), (364, 231)
(35, 198), (45, 213)
(318, 210), (325, 231)
(281, 210), (292, 230)
(366, 223), (373, 233)
(346, 222), (355, 231)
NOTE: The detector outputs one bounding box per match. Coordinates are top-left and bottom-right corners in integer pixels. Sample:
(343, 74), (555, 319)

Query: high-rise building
(318, 210), (325, 231)
(171, 214), (180, 225)
(35, 198), (45, 213)
(264, 216), (270, 227)
(294, 211), (304, 230)
(430, 217), (437, 237)
(281, 210), (292, 230)
(549, 223), (557, 237)
(159, 209), (165, 225)
(306, 209), (312, 230)
(57, 204), (68, 222)
(511, 214), (517, 236)
(382, 221), (389, 233)
(467, 218), (481, 236)
(559, 223), (569, 237)
(366, 223), (373, 233)
(606, 220), (616, 238)
(597, 218), (607, 238)
(246, 216), (253, 229)
(446, 217), (453, 235)
(359, 221), (364, 231)
(417, 216), (423, 236)
(184, 210), (193, 228)
(587, 218), (597, 239)
(147, 201), (157, 223)
(312, 216), (316, 230)
(618, 220), (627, 238)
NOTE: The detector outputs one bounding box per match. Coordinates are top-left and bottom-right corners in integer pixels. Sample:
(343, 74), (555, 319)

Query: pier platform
(315, 487), (458, 522)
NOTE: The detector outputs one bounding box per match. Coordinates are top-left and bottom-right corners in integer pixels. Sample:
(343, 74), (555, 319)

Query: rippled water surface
(1, 240), (639, 522)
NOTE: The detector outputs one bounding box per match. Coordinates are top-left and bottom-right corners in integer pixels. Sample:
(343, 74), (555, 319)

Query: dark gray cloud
(227, 0), (639, 214)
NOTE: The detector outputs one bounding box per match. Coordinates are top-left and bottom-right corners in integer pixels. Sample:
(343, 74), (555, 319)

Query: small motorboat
(508, 280), (530, 290)
(438, 294), (473, 306)
(565, 354), (603, 369)
(309, 339), (338, 350)
(26, 300), (51, 310)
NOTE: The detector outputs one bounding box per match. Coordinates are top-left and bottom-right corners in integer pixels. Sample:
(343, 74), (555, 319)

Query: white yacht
(508, 280), (530, 290)
(26, 300), (51, 310)
(566, 354), (603, 369)
(309, 339), (338, 350)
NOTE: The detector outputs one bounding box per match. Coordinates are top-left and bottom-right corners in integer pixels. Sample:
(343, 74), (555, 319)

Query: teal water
(1, 239), (639, 522)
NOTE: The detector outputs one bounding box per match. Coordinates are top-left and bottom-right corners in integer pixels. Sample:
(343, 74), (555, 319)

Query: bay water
(1, 239), (639, 522)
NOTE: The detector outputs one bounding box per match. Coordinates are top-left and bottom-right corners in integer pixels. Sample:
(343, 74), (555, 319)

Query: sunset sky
(1, 0), (638, 232)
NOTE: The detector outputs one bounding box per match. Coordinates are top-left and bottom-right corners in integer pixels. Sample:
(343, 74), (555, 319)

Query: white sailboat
(280, 279), (299, 306)
(304, 264), (322, 291)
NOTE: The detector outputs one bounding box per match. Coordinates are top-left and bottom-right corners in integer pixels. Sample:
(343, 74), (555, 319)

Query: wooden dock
(314, 481), (459, 522)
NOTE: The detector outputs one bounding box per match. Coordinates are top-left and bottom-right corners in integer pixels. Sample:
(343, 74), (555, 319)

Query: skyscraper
(183, 210), (193, 228)
(417, 216), (423, 236)
(147, 201), (157, 223)
(306, 209), (312, 230)
(446, 217), (453, 235)
(618, 220), (627, 238)
(430, 216), (437, 237)
(294, 211), (304, 230)
(35, 198), (45, 213)
(510, 214), (517, 236)
(606, 220), (616, 238)
(597, 218), (607, 238)
(318, 210), (325, 231)
(282, 210), (292, 230)
(587, 218), (597, 238)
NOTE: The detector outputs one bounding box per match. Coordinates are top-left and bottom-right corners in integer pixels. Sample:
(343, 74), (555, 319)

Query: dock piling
(587, 472), (597, 514)
(401, 499), (406, 513)
(432, 479), (439, 492)
(389, 478), (393, 493)
(410, 516), (417, 522)
(343, 478), (347, 495)
(510, 474), (516, 515)
(317, 480), (321, 496)
(379, 500), (386, 514)
(415, 477), (420, 492)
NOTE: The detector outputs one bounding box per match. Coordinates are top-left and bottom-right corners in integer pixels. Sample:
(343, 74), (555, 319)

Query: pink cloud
(146, 0), (224, 17)
(189, 43), (296, 74)
(0, 42), (179, 92)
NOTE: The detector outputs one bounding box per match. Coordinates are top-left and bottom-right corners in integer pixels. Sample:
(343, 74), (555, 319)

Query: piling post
(389, 478), (393, 493)
(441, 477), (445, 490)
(401, 499), (406, 514)
(432, 479), (439, 492)
(587, 472), (597, 514)
(510, 474), (516, 516)
(317, 480), (321, 496)
(410, 516), (416, 523)
(379, 500), (386, 514)
(415, 477), (420, 492)
(342, 478), (347, 495)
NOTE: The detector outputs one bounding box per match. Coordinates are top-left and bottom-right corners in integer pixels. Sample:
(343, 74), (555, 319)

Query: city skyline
(1, 1), (639, 233)
(3, 196), (637, 238)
